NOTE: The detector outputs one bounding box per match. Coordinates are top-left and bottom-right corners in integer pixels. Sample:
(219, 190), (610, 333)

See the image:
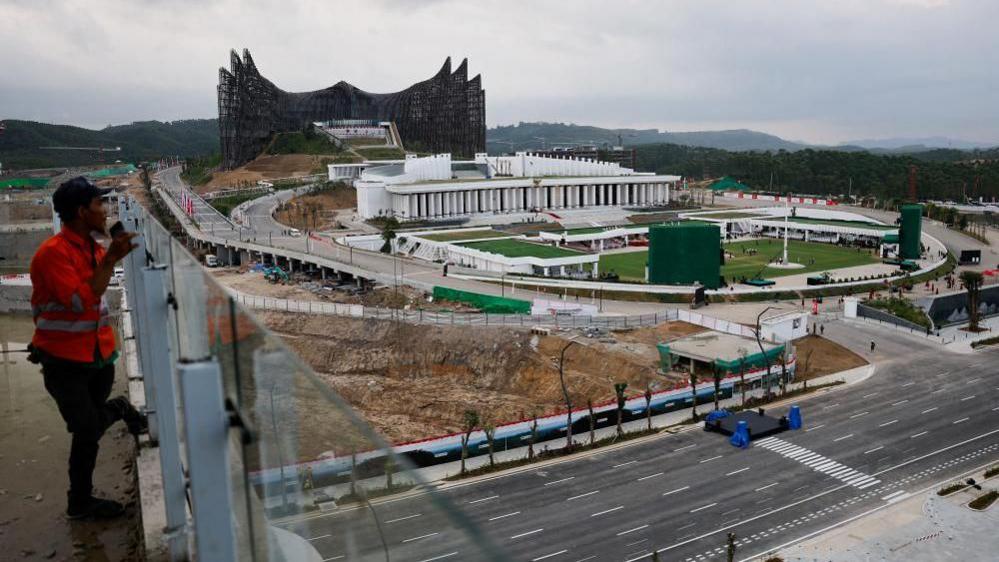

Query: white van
(288, 228), (302, 237)
(205, 255), (219, 267)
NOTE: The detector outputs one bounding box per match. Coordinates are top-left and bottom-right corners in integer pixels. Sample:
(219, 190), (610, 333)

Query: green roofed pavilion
(656, 331), (785, 375)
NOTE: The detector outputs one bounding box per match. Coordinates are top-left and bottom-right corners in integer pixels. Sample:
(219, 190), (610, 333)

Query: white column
(592, 261), (599, 278)
(617, 184), (624, 206)
(666, 182), (671, 205)
(435, 192), (443, 216)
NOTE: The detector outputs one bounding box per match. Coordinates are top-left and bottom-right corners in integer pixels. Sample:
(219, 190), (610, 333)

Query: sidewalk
(0, 315), (142, 561)
(775, 465), (999, 561)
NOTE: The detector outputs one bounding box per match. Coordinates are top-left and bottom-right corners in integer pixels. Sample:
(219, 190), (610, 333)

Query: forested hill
(0, 119), (219, 170)
(634, 144), (999, 200)
(487, 122), (806, 152)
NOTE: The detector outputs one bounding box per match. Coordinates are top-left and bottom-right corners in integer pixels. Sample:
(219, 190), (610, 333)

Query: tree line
(634, 144), (999, 201)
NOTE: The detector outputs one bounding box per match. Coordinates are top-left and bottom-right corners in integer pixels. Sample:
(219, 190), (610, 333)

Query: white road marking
(663, 486), (690, 496)
(674, 444), (697, 452)
(625, 539), (648, 547)
(321, 556), (345, 561)
(403, 532), (439, 543)
(617, 524), (649, 536)
(544, 477), (575, 486)
(510, 528), (544, 540)
(849, 411), (869, 419)
(755, 482), (779, 492)
(700, 455), (722, 463)
(901, 382), (915, 387)
(532, 549), (568, 561)
(591, 506), (624, 517)
(961, 395), (976, 401)
(921, 407), (938, 414)
(911, 431), (928, 438)
(637, 472), (664, 481)
(385, 514), (421, 524)
(879, 420), (898, 427)
(416, 553), (458, 562)
(953, 417), (970, 424)
(566, 491), (599, 501)
(805, 424), (826, 432)
(881, 490), (907, 502)
(891, 399), (909, 406)
(966, 378), (980, 384)
(468, 495), (499, 504)
(823, 403), (840, 409)
(756, 437), (879, 488)
(488, 511), (521, 521)
(862, 392), (878, 398)
(726, 467), (750, 476)
(864, 446), (884, 454)
(309, 534), (331, 541)
(612, 460), (637, 468)
(690, 503), (717, 513)
(571, 557), (596, 562)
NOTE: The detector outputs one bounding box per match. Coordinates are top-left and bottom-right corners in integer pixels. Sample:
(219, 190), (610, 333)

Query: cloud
(1, 0), (996, 145)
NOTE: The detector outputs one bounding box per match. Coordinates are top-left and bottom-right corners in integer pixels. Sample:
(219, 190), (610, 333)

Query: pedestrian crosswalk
(754, 437), (881, 490)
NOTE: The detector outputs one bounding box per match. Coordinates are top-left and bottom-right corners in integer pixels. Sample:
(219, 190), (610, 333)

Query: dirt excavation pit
(792, 334), (868, 380)
(209, 267), (477, 310)
(273, 185), (357, 230)
(259, 312), (691, 444)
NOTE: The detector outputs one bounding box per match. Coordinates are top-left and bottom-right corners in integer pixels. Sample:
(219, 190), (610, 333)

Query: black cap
(52, 177), (113, 220)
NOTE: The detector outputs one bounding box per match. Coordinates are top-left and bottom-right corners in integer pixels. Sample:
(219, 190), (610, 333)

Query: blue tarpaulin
(705, 410), (731, 423)
(730, 420), (750, 448)
(789, 405), (802, 430)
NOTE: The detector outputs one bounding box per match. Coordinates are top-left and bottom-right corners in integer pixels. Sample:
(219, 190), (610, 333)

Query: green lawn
(599, 239), (880, 282)
(420, 229), (511, 242)
(760, 217), (897, 230)
(460, 239), (583, 258)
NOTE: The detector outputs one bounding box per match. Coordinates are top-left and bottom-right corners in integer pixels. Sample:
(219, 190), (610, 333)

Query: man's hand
(106, 232), (139, 263)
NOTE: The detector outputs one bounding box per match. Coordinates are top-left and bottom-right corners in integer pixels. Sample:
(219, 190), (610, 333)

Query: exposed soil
(792, 334), (868, 380)
(259, 312), (688, 445)
(209, 267), (476, 311)
(201, 154), (330, 191)
(273, 186), (357, 230)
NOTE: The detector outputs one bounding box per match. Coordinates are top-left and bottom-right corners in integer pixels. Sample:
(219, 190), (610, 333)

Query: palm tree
(645, 387), (653, 430)
(614, 382), (628, 437)
(483, 422), (496, 467)
(459, 409), (479, 475)
(960, 270), (985, 331)
(737, 348), (748, 407)
(558, 341), (578, 451)
(689, 369), (699, 421)
(587, 398), (596, 445)
(712, 364), (722, 411)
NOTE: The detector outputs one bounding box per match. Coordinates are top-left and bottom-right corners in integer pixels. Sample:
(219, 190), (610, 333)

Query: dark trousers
(41, 361), (121, 503)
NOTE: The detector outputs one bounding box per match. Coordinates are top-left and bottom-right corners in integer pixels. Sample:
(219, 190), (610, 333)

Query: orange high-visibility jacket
(30, 226), (116, 363)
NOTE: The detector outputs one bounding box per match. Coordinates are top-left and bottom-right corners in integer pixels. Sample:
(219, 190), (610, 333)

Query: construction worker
(28, 177), (147, 520)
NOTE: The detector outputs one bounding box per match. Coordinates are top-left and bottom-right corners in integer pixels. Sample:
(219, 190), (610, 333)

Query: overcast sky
(2, 0), (997, 145)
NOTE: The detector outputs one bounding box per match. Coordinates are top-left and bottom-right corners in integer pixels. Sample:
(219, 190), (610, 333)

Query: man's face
(79, 196), (108, 234)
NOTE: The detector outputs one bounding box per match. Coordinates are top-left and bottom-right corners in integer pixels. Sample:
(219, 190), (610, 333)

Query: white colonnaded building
(333, 152), (681, 220)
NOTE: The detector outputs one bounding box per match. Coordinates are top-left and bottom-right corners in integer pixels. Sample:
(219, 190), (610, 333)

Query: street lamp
(755, 306), (777, 400)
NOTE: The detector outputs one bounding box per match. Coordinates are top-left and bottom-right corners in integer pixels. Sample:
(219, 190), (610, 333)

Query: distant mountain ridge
(0, 119), (219, 170)
(487, 122), (998, 155)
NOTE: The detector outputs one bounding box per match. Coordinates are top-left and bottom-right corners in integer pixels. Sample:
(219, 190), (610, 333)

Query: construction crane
(39, 145), (122, 164)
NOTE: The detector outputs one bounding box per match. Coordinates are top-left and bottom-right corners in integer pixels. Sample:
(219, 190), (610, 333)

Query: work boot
(67, 495), (125, 520)
(108, 396), (148, 436)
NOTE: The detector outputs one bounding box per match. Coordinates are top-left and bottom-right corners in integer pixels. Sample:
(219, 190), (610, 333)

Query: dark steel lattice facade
(218, 49), (486, 170)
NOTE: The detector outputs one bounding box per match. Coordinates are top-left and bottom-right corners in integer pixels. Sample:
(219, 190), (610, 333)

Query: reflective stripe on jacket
(30, 226), (116, 363)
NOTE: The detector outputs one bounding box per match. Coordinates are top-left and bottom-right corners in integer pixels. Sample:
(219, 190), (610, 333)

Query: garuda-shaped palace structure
(217, 49), (486, 170)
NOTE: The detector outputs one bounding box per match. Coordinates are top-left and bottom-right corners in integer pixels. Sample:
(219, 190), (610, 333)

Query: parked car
(204, 255), (219, 267)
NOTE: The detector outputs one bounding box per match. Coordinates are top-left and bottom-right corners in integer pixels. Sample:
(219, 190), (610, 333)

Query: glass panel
(129, 196), (507, 561)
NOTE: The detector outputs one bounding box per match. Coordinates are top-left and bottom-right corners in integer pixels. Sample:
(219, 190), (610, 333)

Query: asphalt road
(269, 322), (999, 562)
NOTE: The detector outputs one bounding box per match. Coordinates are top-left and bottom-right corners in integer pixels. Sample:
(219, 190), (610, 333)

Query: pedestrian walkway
(755, 436), (881, 489)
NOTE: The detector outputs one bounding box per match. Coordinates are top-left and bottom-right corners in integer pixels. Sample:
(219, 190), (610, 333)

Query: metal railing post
(140, 265), (188, 560)
(178, 359), (238, 562)
(124, 208), (160, 441)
